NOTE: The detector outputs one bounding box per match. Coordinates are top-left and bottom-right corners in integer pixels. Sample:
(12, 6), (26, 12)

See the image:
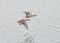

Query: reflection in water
(20, 33), (35, 43)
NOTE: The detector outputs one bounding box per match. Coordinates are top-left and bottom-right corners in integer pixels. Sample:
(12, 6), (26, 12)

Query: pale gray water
(0, 0), (60, 43)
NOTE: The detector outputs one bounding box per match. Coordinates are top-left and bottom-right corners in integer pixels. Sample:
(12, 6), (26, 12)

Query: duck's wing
(17, 20), (22, 25)
(30, 14), (37, 17)
(22, 21), (29, 29)
(24, 18), (30, 21)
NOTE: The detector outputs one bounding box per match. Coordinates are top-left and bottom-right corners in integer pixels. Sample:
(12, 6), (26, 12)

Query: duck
(17, 18), (30, 29)
(23, 11), (37, 18)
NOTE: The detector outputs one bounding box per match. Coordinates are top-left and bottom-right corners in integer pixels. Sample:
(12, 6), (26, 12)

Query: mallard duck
(17, 18), (30, 29)
(23, 11), (37, 18)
